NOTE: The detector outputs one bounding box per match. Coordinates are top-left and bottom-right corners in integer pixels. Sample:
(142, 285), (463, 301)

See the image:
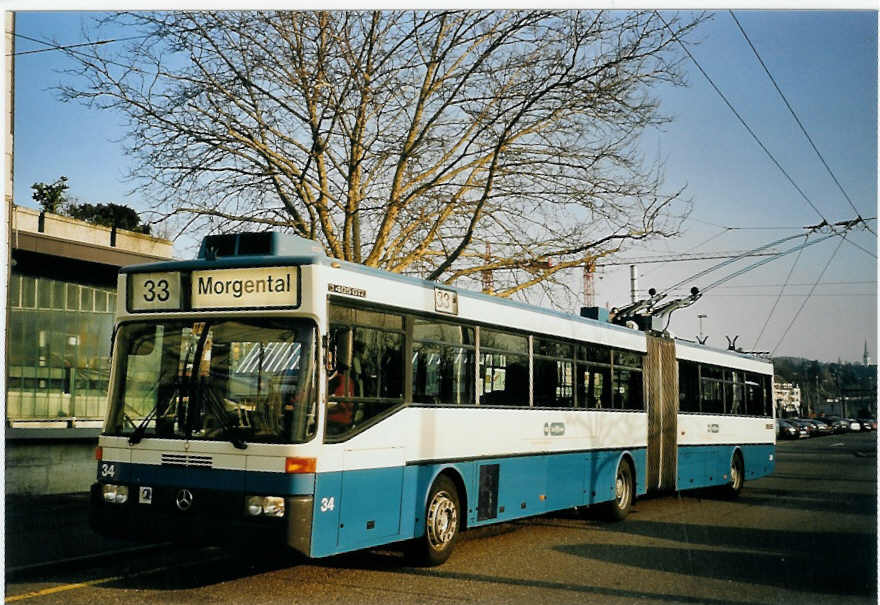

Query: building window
(7, 275), (115, 421)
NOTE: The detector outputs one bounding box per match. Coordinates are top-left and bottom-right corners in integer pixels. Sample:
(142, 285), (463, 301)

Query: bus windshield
(107, 318), (317, 445)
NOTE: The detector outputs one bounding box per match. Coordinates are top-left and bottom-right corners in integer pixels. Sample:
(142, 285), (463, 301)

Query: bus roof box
(198, 232), (324, 259)
(580, 306), (610, 322)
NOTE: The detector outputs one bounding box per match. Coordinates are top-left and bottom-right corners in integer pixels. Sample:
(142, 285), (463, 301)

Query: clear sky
(9, 9), (878, 363)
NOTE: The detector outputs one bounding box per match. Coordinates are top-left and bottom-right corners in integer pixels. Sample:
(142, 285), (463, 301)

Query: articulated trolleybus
(92, 232), (775, 565)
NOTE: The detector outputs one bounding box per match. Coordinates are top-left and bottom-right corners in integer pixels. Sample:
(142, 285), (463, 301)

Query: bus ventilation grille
(161, 453), (213, 468)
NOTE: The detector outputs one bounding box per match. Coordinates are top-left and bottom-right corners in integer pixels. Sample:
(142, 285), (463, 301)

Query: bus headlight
(245, 495), (285, 518)
(102, 484), (129, 504)
(262, 497), (285, 517)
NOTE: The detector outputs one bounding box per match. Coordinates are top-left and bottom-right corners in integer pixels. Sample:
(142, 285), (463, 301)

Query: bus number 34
(320, 497), (335, 512)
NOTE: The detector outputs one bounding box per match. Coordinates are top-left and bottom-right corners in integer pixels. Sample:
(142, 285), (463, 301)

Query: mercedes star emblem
(175, 488), (194, 511)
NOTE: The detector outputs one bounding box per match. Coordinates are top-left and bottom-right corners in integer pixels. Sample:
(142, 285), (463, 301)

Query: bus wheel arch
(410, 469), (464, 566)
(601, 453), (635, 522)
(438, 468), (468, 531)
(724, 448), (745, 498)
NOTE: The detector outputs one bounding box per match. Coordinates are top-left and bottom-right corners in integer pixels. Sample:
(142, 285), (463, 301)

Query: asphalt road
(6, 431), (876, 605)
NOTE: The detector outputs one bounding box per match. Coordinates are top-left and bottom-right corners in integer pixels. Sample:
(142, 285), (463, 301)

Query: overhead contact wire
(729, 11), (875, 236)
(661, 231), (809, 296)
(771, 233), (847, 355)
(752, 233), (809, 351)
(654, 11), (830, 225)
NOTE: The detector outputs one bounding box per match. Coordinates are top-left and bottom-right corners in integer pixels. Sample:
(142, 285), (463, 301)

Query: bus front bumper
(89, 482), (313, 554)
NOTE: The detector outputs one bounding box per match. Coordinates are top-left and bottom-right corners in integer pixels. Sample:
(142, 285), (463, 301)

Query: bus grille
(161, 453), (213, 468)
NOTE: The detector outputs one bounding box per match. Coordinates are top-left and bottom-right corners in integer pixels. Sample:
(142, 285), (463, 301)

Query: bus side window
(678, 360), (701, 413)
(578, 364), (610, 409)
(325, 317), (405, 438)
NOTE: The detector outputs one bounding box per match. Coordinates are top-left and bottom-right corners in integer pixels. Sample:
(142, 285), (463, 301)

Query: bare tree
(60, 10), (700, 303)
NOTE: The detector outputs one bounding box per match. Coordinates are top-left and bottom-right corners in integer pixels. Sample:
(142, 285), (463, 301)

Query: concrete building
(773, 380), (801, 417)
(6, 205), (173, 494)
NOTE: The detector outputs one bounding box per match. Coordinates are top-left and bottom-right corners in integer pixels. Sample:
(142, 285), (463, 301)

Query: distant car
(816, 416), (838, 432)
(777, 419), (799, 439)
(817, 416), (849, 434)
(806, 419), (833, 436)
(857, 418), (875, 431)
(788, 419), (812, 438)
(791, 419), (811, 436)
(844, 418), (862, 431)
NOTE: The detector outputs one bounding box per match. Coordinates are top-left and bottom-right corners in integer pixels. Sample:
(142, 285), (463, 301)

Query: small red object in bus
(95, 446), (103, 461)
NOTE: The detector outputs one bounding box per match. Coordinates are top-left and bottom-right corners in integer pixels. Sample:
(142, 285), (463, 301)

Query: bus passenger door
(645, 335), (678, 492)
(338, 446), (405, 550)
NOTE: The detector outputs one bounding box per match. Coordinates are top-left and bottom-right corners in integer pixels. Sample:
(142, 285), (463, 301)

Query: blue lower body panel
(309, 447), (647, 558)
(677, 443), (775, 490)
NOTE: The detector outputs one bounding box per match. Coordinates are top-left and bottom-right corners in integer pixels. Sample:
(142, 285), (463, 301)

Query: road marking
(830, 442), (845, 447)
(6, 575), (126, 602)
(5, 553), (228, 602)
(7, 543), (172, 575)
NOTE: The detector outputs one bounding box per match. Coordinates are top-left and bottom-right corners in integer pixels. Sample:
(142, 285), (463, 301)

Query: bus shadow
(318, 546), (777, 605)
(736, 486), (877, 515)
(581, 521), (876, 596)
(70, 545), (306, 591)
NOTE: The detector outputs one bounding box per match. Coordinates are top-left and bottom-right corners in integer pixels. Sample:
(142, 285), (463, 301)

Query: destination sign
(434, 287), (459, 315)
(191, 267), (299, 309)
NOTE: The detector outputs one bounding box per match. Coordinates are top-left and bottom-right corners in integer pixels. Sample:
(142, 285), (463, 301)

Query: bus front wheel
(601, 459), (634, 522)
(410, 474), (460, 566)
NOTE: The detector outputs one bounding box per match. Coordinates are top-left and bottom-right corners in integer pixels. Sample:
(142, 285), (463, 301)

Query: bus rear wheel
(722, 451), (744, 498)
(601, 459), (634, 522)
(410, 474), (460, 566)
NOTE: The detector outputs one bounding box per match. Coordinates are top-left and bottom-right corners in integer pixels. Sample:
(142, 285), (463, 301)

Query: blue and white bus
(91, 232), (775, 565)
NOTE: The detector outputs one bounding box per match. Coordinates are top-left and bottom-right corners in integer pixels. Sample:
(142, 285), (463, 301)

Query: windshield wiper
(128, 405), (158, 445)
(128, 381), (182, 445)
(201, 379), (248, 450)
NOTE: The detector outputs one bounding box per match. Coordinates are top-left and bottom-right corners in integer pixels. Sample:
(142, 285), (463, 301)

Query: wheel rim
(731, 458), (743, 490)
(426, 490), (457, 549)
(615, 467), (631, 509)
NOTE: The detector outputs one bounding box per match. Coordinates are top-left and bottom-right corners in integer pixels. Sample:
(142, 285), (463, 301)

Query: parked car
(777, 419), (799, 439)
(844, 418), (862, 431)
(857, 418), (876, 431)
(787, 419), (812, 438)
(817, 416), (849, 434)
(806, 419), (833, 436)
